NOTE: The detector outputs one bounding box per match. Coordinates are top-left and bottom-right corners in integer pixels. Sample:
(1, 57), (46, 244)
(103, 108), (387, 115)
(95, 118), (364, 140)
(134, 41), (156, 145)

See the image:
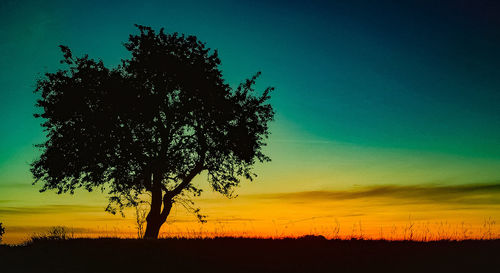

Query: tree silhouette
(31, 25), (274, 239)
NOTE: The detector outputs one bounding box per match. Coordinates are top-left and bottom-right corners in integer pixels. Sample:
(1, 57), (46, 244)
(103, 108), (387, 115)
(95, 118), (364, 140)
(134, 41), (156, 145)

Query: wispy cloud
(167, 217), (257, 223)
(5, 225), (90, 234)
(0, 204), (103, 215)
(247, 182), (500, 205)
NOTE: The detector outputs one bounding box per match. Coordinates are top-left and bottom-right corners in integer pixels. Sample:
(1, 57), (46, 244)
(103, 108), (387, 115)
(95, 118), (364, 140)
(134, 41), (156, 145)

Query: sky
(1, 0), (500, 243)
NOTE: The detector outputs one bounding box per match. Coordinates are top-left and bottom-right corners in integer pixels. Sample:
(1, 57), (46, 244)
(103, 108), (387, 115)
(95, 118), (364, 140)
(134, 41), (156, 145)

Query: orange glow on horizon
(2, 190), (499, 244)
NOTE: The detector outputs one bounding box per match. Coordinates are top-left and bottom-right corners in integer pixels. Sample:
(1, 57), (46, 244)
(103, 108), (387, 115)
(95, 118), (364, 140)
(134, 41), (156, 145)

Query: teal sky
(2, 0), (500, 184)
(1, 0), (500, 243)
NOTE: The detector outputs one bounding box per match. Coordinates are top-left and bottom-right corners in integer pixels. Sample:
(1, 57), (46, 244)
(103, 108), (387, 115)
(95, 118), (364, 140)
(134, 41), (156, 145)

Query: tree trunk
(142, 161), (203, 239)
(143, 216), (161, 239)
(144, 177), (162, 239)
(143, 185), (173, 239)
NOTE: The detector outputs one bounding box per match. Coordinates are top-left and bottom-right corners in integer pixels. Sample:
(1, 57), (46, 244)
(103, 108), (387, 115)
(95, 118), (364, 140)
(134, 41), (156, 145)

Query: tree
(31, 25), (274, 239)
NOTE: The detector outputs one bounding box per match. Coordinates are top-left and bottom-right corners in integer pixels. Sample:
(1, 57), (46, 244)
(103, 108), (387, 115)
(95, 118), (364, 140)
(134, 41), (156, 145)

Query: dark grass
(1, 237), (499, 273)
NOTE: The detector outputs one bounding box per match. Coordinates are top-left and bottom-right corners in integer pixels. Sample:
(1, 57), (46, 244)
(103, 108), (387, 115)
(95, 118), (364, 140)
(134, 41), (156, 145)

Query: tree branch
(167, 158), (205, 199)
(159, 196), (172, 224)
(158, 157), (204, 224)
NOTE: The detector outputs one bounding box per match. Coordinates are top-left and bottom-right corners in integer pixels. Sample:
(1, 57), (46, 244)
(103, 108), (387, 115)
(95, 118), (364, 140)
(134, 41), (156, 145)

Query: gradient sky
(1, 0), (500, 243)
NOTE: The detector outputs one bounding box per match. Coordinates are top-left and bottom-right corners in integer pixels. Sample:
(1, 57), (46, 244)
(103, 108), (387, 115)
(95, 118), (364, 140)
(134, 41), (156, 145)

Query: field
(1, 237), (499, 273)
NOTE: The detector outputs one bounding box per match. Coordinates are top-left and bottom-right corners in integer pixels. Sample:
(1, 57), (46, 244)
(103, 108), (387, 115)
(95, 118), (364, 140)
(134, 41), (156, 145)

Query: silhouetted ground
(1, 237), (499, 273)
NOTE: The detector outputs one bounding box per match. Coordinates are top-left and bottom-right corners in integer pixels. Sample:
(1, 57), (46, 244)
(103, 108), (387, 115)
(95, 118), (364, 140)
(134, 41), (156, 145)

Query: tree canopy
(31, 25), (274, 238)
